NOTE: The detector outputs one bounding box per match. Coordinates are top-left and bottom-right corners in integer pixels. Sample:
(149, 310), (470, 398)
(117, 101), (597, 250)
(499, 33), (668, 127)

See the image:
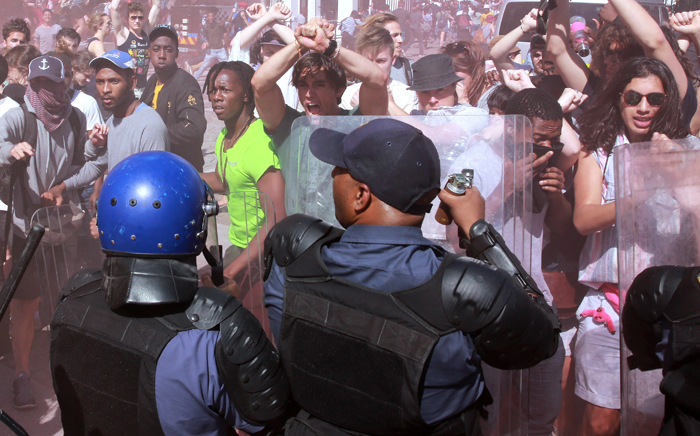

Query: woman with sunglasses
(200, 61), (286, 289)
(571, 57), (688, 436)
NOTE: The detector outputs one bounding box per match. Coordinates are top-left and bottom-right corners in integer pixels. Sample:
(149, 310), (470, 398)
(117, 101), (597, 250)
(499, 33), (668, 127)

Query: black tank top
(118, 30), (150, 89)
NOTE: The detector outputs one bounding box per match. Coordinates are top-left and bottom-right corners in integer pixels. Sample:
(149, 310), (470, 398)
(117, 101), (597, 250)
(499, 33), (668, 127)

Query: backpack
(0, 104), (81, 207)
(458, 13), (471, 28)
(437, 12), (448, 28)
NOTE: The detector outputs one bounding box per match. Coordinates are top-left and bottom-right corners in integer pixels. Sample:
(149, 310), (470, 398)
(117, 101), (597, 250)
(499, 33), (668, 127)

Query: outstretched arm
(490, 8), (538, 73)
(240, 2), (294, 48)
(109, 0), (125, 39)
(251, 43), (297, 134)
(147, 0), (160, 30)
(545, 0), (590, 92)
(670, 11), (700, 133)
(609, 0), (688, 96)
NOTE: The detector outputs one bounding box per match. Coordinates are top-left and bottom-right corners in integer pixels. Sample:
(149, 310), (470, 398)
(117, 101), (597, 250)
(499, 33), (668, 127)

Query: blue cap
(28, 56), (65, 83)
(90, 50), (135, 70)
(309, 119), (441, 215)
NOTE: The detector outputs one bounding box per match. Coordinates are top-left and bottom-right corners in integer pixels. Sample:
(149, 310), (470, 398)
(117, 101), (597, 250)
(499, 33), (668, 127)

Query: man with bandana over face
(0, 54), (106, 409)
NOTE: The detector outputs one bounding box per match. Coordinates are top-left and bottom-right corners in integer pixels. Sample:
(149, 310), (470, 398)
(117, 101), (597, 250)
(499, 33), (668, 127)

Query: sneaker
(13, 372), (36, 409)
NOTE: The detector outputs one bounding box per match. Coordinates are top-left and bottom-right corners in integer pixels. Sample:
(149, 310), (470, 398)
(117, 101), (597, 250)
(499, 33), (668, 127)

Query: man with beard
(141, 25), (206, 172)
(91, 50), (168, 172)
(0, 54), (105, 409)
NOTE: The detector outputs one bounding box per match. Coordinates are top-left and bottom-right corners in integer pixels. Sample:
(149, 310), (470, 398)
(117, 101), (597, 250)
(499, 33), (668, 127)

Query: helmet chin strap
(200, 181), (223, 286)
(202, 244), (224, 286)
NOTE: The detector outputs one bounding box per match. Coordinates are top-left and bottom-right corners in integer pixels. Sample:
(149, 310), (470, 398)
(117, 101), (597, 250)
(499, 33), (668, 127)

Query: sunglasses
(620, 91), (666, 107)
(130, 15), (145, 20)
(444, 42), (468, 54)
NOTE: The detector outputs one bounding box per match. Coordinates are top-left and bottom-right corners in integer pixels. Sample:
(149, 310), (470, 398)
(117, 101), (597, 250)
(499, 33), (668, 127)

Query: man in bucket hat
(263, 118), (559, 435)
(390, 53), (487, 117)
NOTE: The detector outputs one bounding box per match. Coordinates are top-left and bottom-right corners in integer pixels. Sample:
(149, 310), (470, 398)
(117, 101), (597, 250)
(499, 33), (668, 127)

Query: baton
(0, 409), (28, 436)
(0, 224), (45, 324)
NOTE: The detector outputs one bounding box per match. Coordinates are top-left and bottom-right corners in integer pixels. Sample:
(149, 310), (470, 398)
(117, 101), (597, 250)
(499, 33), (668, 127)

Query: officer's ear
(355, 183), (372, 213)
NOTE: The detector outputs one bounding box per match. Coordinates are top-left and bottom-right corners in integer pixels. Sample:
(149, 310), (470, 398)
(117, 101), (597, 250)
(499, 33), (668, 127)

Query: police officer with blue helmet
(50, 151), (291, 436)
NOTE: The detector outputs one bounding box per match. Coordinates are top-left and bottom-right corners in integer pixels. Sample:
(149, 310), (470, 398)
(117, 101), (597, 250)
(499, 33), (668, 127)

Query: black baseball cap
(149, 24), (179, 48)
(260, 30), (285, 47)
(309, 119), (441, 215)
(28, 55), (65, 83)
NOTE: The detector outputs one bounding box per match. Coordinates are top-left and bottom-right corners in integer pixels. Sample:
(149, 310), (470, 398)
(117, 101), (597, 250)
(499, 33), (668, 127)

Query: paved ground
(0, 38), (446, 435)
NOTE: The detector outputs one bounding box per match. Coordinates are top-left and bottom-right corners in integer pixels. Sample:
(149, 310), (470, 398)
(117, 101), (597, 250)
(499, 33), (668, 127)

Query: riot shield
(31, 203), (103, 327)
(284, 114), (536, 436)
(0, 203), (100, 435)
(615, 137), (700, 436)
(213, 190), (276, 340)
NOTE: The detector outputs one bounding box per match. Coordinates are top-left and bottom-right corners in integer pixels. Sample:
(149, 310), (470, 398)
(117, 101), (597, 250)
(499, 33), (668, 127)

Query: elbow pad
(441, 258), (559, 369)
(461, 219), (561, 332)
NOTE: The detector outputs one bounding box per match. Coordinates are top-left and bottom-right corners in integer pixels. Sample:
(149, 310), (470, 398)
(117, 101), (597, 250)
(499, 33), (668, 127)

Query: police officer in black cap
(263, 118), (560, 435)
(50, 151), (290, 436)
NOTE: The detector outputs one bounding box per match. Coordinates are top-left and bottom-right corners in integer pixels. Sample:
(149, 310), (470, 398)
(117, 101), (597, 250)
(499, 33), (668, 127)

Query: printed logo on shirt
(227, 161), (238, 167)
(188, 95), (196, 105)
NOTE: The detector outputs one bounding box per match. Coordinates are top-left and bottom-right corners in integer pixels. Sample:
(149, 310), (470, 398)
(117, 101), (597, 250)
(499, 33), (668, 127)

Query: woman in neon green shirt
(200, 61), (286, 284)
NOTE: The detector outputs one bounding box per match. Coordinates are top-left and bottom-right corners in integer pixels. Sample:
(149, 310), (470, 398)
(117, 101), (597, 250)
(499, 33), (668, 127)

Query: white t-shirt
(340, 80), (418, 113)
(70, 90), (104, 131)
(0, 97), (20, 118)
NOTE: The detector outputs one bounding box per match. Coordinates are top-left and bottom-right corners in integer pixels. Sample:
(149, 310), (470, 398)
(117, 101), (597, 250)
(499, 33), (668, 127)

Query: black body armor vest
(51, 268), (291, 436)
(275, 227), (467, 436)
(50, 269), (192, 436)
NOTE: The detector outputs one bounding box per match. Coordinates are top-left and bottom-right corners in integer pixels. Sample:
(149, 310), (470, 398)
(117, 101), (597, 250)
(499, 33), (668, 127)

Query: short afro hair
(505, 88), (563, 122)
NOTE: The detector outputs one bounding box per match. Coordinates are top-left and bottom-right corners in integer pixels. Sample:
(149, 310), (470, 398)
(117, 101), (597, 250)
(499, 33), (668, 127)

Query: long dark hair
(578, 57), (688, 154)
(441, 40), (488, 106)
(201, 61), (255, 118)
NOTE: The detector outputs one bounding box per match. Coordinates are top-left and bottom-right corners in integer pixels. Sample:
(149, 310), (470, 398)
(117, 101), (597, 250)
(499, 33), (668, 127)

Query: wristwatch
(322, 39), (338, 57)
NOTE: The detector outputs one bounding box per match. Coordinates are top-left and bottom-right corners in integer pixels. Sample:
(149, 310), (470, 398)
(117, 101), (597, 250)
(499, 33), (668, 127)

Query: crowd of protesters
(1, 0), (700, 434)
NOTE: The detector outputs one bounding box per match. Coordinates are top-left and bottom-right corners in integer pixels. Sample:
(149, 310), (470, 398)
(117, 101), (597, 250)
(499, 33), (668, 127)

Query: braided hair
(201, 61), (256, 118)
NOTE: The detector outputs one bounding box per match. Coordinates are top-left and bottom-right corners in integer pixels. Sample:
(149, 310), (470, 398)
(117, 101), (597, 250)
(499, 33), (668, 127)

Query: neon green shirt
(216, 119), (280, 248)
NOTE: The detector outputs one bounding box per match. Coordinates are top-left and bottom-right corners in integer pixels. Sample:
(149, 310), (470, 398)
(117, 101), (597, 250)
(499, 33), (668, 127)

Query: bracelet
(322, 38), (338, 57)
(294, 39), (304, 58)
(330, 44), (341, 59)
(520, 21), (529, 33)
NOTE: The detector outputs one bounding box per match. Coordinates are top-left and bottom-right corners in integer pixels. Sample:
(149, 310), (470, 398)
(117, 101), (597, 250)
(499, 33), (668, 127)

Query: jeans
(193, 48), (228, 80)
(527, 335), (566, 435)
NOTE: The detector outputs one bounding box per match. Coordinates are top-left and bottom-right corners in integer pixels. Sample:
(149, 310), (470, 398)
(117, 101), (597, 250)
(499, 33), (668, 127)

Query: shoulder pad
(627, 266), (686, 322)
(186, 286), (242, 330)
(263, 214), (341, 281)
(216, 300), (291, 424)
(442, 256), (512, 333)
(59, 268), (102, 300)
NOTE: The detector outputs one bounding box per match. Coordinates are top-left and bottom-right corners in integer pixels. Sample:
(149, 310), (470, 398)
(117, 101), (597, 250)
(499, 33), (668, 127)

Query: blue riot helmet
(97, 151), (219, 257)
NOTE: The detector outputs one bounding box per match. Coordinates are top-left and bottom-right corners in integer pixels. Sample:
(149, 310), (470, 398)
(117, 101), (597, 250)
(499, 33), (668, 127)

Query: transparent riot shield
(0, 203), (100, 436)
(31, 203), (103, 328)
(213, 190), (276, 340)
(616, 137), (700, 436)
(284, 115), (536, 436)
